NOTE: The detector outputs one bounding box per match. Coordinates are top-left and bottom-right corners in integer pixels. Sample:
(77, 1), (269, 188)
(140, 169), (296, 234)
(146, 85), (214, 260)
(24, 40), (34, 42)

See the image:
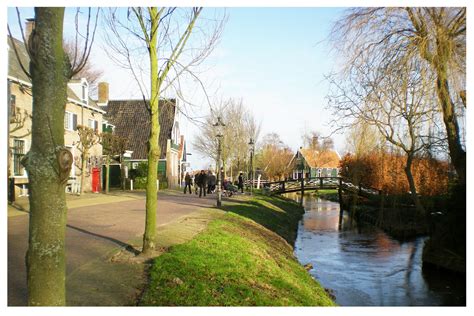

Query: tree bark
(105, 155), (110, 194)
(404, 154), (425, 215)
(143, 7), (159, 254)
(22, 7), (70, 306)
(434, 64), (466, 186)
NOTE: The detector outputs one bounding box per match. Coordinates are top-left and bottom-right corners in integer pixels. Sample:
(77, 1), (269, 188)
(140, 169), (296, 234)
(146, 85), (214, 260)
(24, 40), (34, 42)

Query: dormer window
(81, 82), (89, 105)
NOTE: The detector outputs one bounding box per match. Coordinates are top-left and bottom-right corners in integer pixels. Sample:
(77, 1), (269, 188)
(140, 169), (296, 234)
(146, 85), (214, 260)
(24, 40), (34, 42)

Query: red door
(91, 167), (101, 193)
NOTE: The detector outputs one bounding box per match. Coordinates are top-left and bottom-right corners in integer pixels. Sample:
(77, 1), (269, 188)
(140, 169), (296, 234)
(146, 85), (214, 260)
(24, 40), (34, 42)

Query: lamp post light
(214, 116), (225, 207)
(248, 138), (255, 195)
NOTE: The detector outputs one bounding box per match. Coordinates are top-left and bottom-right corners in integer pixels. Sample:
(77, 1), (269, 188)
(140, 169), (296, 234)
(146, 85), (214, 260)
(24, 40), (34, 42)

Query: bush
(133, 177), (147, 190)
(131, 177), (169, 190)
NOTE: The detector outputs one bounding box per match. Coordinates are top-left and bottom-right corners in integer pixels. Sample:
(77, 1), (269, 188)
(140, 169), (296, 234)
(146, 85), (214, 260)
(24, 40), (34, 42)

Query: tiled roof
(7, 36), (102, 112)
(105, 99), (176, 160)
(299, 148), (340, 168)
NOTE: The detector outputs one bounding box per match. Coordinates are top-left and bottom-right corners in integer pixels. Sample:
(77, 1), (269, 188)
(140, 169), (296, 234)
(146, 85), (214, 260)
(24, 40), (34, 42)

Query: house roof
(104, 99), (176, 160)
(299, 148), (341, 169)
(7, 36), (103, 113)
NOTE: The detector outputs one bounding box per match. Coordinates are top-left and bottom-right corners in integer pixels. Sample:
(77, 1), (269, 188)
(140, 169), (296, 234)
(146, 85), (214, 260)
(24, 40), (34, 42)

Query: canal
(289, 193), (466, 306)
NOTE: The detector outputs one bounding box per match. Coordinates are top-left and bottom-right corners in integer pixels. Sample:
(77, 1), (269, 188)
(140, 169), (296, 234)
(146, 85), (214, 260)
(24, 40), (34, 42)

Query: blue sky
(7, 7), (347, 170)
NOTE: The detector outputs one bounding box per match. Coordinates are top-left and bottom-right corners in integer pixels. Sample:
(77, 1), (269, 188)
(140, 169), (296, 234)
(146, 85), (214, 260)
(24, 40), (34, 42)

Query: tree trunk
(434, 64), (466, 186)
(22, 8), (70, 306)
(143, 8), (159, 254)
(80, 151), (88, 194)
(105, 155), (110, 194)
(404, 154), (425, 215)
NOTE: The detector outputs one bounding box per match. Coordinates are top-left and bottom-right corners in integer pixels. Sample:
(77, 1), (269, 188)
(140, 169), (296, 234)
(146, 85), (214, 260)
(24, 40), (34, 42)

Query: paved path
(8, 190), (219, 306)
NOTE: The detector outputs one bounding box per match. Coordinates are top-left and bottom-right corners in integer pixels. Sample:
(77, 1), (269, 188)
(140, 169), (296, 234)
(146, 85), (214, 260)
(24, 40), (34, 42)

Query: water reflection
(290, 193), (465, 306)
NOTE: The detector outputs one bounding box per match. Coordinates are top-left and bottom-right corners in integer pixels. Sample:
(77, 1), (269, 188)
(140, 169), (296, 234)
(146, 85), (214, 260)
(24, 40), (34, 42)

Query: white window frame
(65, 111), (75, 131)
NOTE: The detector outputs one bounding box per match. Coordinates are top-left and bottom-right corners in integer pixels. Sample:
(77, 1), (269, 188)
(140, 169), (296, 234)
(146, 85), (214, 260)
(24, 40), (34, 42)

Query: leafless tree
(76, 125), (101, 194)
(331, 7), (466, 185)
(101, 132), (128, 194)
(328, 48), (437, 214)
(103, 7), (226, 254)
(257, 133), (293, 181)
(193, 98), (261, 178)
(63, 40), (103, 96)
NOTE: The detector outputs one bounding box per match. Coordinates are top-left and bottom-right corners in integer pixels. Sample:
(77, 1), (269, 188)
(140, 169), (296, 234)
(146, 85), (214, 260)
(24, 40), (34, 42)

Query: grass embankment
(139, 195), (335, 306)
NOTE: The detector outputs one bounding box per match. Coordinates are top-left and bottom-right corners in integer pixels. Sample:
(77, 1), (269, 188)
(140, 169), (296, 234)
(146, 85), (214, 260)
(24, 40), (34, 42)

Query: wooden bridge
(263, 176), (381, 198)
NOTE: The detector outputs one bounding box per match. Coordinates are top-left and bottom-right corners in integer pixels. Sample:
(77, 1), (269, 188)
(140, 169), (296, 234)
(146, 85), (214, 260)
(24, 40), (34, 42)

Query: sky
(7, 6), (348, 170)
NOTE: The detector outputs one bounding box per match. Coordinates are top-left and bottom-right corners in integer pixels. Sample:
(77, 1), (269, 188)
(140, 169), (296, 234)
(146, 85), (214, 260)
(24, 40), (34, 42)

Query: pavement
(7, 189), (224, 306)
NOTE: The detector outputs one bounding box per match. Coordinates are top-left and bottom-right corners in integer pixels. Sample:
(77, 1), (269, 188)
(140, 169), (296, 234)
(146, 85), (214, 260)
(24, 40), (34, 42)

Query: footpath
(7, 189), (219, 306)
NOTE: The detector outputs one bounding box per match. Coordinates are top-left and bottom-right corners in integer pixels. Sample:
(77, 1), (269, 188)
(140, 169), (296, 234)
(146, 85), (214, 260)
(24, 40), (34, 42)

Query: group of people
(183, 170), (245, 198)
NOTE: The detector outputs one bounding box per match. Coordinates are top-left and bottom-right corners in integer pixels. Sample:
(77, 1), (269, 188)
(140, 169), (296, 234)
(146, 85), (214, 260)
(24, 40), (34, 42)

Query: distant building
(289, 147), (341, 179)
(7, 34), (104, 200)
(101, 92), (188, 189)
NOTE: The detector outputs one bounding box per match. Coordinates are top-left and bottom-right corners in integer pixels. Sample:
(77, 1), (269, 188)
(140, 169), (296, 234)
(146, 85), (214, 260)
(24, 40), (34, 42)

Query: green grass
(139, 195), (335, 306)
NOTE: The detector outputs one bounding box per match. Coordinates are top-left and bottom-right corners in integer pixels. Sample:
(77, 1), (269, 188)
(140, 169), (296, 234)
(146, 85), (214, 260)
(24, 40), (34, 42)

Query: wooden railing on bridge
(263, 177), (381, 198)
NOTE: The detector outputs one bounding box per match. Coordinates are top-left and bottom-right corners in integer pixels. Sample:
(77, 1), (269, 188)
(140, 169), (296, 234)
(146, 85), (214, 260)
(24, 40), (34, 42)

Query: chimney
(98, 82), (109, 105)
(25, 18), (35, 43)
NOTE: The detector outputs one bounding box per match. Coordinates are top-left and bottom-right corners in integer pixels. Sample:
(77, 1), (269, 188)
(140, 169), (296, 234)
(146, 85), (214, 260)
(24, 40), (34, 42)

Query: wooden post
(320, 177), (323, 189)
(301, 176), (305, 195)
(282, 181), (285, 193)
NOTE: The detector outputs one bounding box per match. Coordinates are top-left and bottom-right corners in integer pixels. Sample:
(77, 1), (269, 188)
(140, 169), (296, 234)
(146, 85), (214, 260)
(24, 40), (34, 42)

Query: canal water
(290, 193), (466, 306)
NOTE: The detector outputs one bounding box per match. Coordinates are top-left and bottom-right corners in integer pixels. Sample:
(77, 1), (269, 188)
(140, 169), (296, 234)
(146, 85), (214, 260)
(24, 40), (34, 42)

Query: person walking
(207, 171), (213, 194)
(209, 171), (216, 193)
(238, 172), (244, 193)
(199, 170), (208, 198)
(183, 172), (192, 194)
(194, 171), (201, 195)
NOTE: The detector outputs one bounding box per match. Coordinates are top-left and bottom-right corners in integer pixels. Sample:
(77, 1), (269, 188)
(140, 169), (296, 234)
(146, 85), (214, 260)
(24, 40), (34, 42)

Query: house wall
(64, 102), (103, 192)
(8, 80), (103, 197)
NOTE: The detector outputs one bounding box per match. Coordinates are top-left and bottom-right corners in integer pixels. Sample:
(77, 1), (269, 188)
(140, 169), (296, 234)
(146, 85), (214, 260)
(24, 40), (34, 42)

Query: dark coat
(201, 173), (209, 186)
(185, 174), (191, 185)
(195, 173), (202, 186)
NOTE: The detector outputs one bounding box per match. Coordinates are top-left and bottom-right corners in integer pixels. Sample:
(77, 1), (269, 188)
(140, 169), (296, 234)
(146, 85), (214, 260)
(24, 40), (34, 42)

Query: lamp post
(248, 138), (255, 195)
(214, 116), (225, 207)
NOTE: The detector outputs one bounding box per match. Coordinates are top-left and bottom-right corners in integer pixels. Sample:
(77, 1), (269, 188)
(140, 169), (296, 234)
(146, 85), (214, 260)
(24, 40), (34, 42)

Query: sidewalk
(8, 190), (222, 306)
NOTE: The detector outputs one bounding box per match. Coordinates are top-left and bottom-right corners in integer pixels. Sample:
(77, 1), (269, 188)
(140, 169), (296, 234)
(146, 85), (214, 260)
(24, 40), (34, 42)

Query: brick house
(100, 89), (188, 189)
(7, 35), (104, 200)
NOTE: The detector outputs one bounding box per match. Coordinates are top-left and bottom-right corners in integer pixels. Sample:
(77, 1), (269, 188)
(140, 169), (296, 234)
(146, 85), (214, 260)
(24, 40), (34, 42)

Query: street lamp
(248, 138), (255, 195)
(213, 116), (225, 207)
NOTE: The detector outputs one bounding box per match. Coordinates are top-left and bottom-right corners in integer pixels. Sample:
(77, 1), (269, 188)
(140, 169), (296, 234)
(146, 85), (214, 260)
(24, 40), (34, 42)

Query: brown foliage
(340, 151), (449, 196)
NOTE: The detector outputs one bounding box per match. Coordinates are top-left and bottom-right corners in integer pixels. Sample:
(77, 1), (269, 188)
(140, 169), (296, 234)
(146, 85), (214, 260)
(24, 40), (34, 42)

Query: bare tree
(7, 7), (98, 305)
(101, 132), (128, 194)
(193, 99), (260, 178)
(345, 119), (382, 157)
(331, 7), (466, 186)
(63, 40), (103, 96)
(76, 125), (101, 194)
(103, 7), (225, 255)
(258, 133), (293, 181)
(328, 50), (437, 214)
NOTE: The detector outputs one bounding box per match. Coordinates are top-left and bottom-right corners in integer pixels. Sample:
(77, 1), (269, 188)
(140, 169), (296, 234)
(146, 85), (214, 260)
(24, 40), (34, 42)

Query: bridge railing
(263, 176), (382, 197)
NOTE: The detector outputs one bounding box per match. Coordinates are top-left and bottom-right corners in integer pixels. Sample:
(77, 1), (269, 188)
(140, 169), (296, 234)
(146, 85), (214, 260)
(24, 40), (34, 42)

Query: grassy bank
(139, 195), (335, 306)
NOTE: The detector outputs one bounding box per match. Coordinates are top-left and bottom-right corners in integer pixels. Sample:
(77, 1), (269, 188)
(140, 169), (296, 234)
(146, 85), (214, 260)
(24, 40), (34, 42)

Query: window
(88, 119), (98, 131)
(13, 139), (25, 176)
(81, 83), (88, 104)
(65, 112), (77, 131)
